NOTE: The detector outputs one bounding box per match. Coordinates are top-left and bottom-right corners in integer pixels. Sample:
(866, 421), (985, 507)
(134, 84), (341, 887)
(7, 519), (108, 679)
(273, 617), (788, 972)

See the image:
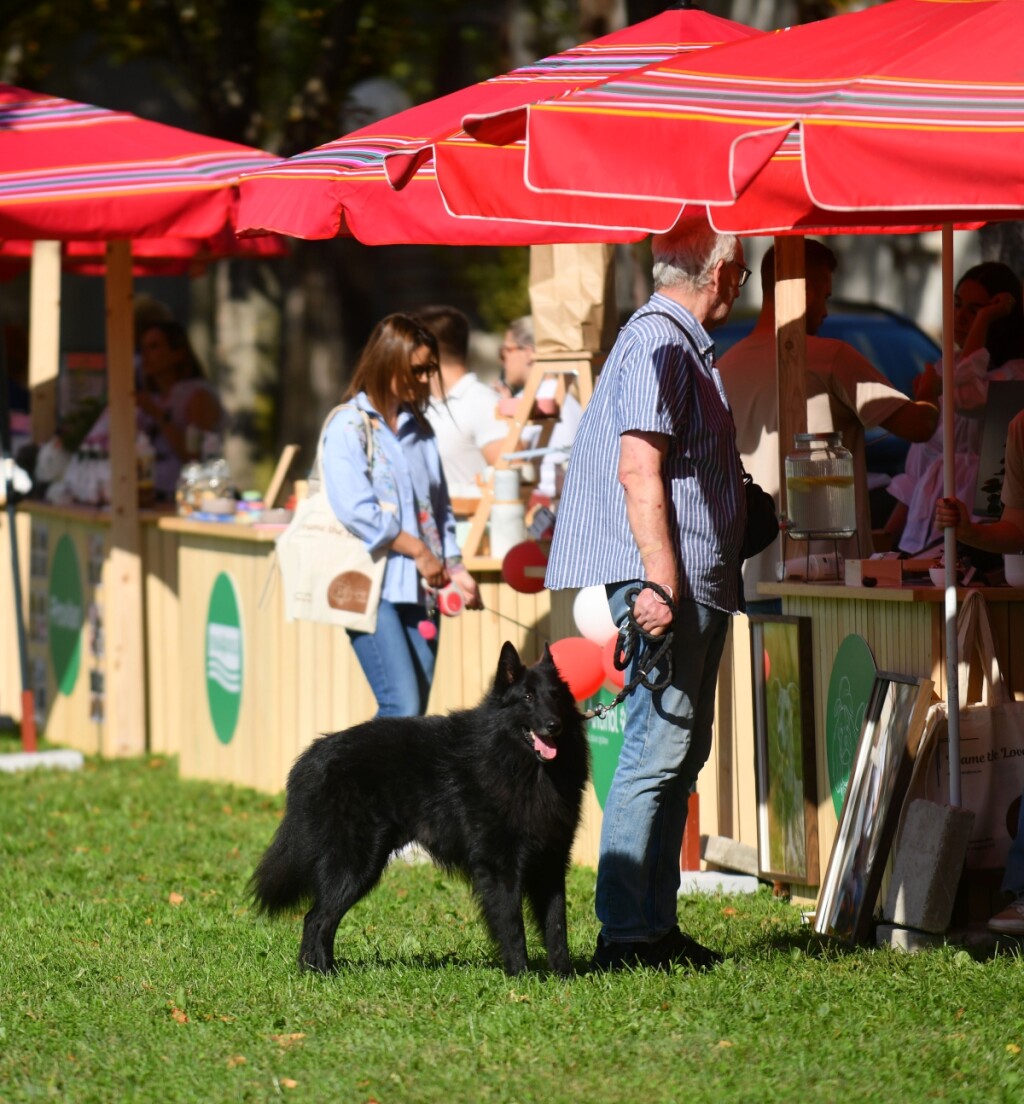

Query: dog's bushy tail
(249, 817), (312, 915)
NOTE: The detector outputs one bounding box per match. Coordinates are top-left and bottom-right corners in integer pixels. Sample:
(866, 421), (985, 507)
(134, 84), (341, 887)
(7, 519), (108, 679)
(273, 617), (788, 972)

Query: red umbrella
(0, 86), (281, 239)
(472, 0), (1024, 222)
(235, 7), (758, 245)
(0, 84), (283, 759)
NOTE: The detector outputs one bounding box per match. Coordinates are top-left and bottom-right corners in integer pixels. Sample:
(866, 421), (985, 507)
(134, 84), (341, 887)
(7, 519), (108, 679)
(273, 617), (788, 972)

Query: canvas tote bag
(910, 591), (1024, 869)
(276, 404), (392, 633)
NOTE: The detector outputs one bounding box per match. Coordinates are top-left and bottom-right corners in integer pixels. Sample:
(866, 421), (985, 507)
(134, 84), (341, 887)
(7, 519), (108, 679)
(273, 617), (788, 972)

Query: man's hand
(632, 586), (674, 637)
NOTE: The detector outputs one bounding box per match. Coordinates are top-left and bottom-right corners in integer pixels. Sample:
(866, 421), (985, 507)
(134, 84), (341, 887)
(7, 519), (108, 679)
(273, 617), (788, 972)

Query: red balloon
(549, 637), (605, 702)
(601, 634), (626, 690)
(501, 540), (548, 594)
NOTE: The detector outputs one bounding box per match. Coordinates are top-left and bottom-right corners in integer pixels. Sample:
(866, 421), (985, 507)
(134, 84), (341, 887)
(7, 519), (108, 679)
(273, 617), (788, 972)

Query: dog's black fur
(250, 642), (589, 975)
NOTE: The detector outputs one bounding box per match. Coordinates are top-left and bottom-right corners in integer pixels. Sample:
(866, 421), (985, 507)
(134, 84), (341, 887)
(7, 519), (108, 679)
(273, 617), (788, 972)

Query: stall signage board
(205, 572), (244, 746)
(584, 687), (625, 810)
(48, 534), (83, 696)
(825, 634), (877, 817)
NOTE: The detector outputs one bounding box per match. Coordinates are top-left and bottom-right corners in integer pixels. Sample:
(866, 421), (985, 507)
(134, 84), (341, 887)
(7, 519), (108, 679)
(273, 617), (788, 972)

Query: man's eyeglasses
(411, 360), (440, 380)
(731, 261), (752, 288)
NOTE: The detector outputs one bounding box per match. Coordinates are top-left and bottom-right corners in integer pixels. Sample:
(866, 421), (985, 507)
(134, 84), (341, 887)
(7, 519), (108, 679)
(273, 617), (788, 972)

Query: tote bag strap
(956, 591), (1010, 708)
(310, 402), (376, 493)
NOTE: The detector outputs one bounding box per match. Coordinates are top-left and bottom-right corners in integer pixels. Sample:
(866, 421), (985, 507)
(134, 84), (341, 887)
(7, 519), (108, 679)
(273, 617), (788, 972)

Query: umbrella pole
(941, 224), (961, 807)
(0, 301), (37, 752)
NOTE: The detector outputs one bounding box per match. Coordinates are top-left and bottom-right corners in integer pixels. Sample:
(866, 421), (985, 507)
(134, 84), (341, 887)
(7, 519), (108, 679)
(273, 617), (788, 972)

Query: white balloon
(572, 585), (618, 645)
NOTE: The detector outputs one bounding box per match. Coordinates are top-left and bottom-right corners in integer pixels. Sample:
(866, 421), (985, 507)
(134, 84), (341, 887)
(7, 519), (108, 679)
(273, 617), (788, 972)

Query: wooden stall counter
(0, 501), (175, 759)
(146, 515), (552, 796)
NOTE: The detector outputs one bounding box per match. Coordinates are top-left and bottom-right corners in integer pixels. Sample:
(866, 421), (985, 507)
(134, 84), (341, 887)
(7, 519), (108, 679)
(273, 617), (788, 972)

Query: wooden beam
(28, 241), (61, 444)
(104, 240), (146, 757)
(774, 237), (808, 519)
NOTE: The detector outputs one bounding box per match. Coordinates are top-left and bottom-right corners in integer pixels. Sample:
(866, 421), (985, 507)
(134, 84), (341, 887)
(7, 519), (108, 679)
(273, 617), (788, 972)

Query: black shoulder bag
(634, 310), (779, 561)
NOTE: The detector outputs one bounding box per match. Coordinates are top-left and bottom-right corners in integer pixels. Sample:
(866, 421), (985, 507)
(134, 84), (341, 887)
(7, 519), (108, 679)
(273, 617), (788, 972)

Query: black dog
(250, 641), (589, 975)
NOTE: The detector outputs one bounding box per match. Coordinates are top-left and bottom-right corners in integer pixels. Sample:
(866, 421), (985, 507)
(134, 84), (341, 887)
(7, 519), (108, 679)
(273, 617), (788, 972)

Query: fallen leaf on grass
(168, 892), (185, 906)
(227, 1055), (247, 1069)
(714, 1040), (733, 1049)
(508, 992), (531, 1003)
(721, 907), (738, 917)
(170, 1007), (188, 1024)
(269, 1033), (306, 1048)
(1007, 1044), (1021, 1055)
(280, 1079), (298, 1089)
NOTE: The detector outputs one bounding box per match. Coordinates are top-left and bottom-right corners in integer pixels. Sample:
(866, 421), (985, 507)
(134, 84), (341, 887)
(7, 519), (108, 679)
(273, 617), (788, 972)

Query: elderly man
(545, 217), (749, 971)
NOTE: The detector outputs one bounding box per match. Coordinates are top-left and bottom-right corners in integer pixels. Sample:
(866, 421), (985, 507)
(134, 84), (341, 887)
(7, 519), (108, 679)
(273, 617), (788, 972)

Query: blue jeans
(597, 581), (730, 942)
(346, 600), (438, 717)
(1003, 792), (1024, 897)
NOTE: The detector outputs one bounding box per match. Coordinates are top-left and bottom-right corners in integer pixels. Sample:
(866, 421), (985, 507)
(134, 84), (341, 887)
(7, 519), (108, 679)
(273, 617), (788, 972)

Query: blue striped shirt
(545, 294), (745, 613)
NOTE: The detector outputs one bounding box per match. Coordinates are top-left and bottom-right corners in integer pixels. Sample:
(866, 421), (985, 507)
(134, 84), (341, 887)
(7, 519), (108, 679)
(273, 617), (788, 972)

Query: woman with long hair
(135, 320), (225, 498)
(320, 313), (482, 717)
(886, 262), (1024, 554)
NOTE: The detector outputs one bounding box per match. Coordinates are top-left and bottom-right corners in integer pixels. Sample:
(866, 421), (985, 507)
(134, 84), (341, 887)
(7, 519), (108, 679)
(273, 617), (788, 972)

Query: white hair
(651, 218), (739, 293)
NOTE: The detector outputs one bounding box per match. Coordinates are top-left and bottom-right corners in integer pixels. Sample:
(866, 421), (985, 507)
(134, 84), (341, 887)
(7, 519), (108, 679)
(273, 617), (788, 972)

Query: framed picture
(749, 615), (818, 885)
(814, 673), (933, 944)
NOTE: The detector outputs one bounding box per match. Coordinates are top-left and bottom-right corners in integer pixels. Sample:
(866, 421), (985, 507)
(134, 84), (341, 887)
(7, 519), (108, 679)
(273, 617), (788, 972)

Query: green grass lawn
(1, 746), (1023, 1103)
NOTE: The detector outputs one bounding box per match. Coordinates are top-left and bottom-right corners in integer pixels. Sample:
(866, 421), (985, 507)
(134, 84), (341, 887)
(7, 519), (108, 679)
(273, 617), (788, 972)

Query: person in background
(545, 216), (747, 972)
(888, 262), (1024, 554)
(498, 315), (582, 500)
(415, 305), (508, 499)
(134, 321), (225, 499)
(322, 313), (482, 717)
(718, 240), (938, 613)
(935, 407), (1024, 937)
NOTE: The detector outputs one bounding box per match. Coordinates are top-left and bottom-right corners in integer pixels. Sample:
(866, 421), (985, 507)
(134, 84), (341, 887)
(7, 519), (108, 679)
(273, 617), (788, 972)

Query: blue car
(713, 299), (940, 483)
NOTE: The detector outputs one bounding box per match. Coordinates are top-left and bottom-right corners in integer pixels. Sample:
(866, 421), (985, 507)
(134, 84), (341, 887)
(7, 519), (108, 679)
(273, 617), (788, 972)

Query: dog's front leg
(472, 867), (529, 974)
(526, 868), (571, 976)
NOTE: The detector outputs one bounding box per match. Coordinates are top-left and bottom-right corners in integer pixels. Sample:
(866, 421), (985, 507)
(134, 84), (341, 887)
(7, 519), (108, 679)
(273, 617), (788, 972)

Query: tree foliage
(0, 0), (577, 154)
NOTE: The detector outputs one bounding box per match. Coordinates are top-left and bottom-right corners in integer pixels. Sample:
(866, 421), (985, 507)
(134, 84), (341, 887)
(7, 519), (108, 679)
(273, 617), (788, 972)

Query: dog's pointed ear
(496, 640), (524, 688)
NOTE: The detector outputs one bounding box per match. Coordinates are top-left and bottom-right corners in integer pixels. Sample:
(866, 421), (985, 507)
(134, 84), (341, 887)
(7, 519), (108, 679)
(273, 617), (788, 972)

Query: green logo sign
(584, 688), (624, 809)
(48, 534), (83, 696)
(205, 572), (243, 745)
(825, 634), (877, 817)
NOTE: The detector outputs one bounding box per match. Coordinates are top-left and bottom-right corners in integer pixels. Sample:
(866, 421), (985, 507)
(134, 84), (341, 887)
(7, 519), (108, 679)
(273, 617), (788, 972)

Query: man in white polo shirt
(417, 305), (508, 499)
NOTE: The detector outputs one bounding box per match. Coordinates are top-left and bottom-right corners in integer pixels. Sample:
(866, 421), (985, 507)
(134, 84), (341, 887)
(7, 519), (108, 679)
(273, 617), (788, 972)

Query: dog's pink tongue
(532, 732), (558, 761)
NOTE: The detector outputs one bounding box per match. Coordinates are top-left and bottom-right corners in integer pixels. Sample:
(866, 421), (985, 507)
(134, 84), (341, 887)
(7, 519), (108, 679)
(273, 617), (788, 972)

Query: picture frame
(813, 673), (934, 944)
(749, 615), (818, 886)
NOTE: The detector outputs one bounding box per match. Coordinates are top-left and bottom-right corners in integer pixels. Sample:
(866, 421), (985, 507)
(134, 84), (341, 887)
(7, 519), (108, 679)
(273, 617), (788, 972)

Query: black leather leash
(580, 581), (675, 720)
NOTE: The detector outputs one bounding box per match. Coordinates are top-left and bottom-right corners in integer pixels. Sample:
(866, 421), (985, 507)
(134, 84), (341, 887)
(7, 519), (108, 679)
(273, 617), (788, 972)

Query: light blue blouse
(320, 391), (460, 607)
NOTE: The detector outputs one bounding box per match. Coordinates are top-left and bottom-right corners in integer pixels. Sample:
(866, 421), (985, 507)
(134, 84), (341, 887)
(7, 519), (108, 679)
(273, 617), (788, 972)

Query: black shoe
(648, 925), (724, 972)
(591, 926), (724, 973)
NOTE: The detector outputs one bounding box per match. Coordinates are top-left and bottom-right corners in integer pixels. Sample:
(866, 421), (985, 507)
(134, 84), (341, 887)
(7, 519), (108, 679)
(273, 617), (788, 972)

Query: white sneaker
(987, 896), (1024, 936)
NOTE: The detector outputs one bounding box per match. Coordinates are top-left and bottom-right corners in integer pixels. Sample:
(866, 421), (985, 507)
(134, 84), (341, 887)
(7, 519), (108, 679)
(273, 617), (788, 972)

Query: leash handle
(580, 582), (676, 719)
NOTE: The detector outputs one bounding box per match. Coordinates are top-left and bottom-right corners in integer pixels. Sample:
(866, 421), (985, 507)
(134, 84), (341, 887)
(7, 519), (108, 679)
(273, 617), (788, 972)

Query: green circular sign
(584, 687), (624, 810)
(825, 634), (877, 817)
(48, 534), (83, 696)
(205, 572), (244, 745)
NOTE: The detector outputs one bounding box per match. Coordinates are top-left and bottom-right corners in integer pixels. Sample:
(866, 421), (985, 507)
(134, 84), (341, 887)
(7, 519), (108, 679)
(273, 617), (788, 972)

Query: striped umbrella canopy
(467, 0), (1024, 225)
(0, 85), (281, 240)
(236, 6), (759, 245)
